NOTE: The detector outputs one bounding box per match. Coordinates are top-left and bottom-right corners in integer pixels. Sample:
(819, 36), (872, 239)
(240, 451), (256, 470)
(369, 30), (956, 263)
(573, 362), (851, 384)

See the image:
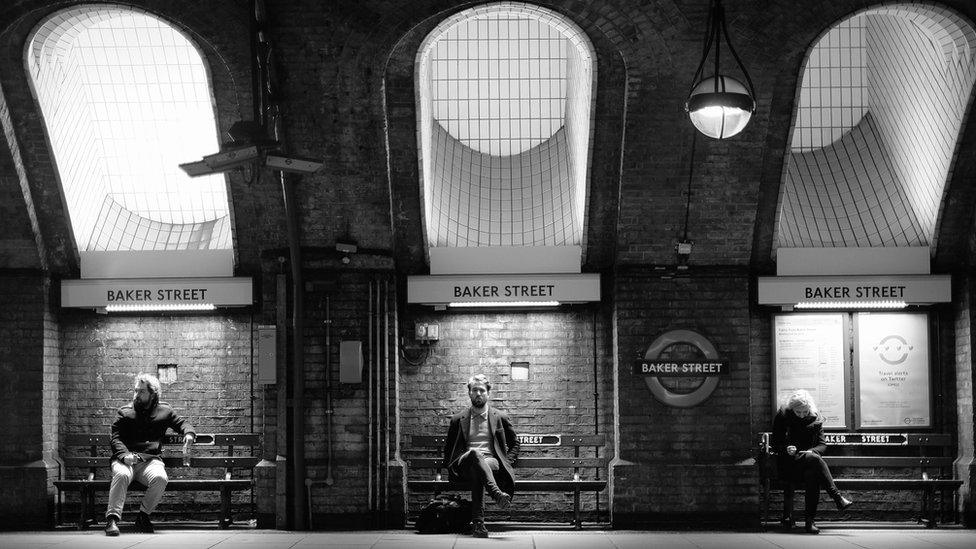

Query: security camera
(179, 145), (260, 177)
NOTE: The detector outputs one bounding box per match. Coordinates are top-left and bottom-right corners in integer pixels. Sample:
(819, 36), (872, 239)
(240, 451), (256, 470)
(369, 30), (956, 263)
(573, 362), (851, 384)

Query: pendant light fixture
(685, 0), (756, 139)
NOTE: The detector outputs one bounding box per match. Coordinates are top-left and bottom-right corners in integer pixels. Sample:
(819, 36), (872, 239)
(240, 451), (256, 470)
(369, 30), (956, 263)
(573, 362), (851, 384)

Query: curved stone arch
(379, 1), (628, 274)
(0, 1), (251, 274)
(772, 2), (976, 255)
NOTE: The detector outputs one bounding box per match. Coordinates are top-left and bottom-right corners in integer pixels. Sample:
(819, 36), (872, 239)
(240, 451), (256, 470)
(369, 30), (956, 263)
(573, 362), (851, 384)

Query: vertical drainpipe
(283, 166), (306, 530)
(253, 0), (306, 529)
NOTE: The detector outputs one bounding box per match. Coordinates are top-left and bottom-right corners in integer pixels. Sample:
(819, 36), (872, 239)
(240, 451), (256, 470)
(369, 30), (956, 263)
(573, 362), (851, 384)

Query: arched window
(416, 2), (595, 250)
(26, 5), (230, 252)
(775, 4), (976, 250)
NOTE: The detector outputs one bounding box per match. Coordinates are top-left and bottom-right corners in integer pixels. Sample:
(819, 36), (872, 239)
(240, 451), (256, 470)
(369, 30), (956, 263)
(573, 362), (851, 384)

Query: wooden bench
(54, 433), (260, 529)
(758, 432), (962, 527)
(407, 433), (607, 529)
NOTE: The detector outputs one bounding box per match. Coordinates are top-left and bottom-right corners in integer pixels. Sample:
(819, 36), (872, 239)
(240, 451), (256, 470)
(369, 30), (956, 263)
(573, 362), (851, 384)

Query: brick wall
(954, 274), (976, 525)
(613, 269), (756, 527)
(57, 310), (256, 521)
(0, 273), (58, 529)
(399, 306), (614, 523)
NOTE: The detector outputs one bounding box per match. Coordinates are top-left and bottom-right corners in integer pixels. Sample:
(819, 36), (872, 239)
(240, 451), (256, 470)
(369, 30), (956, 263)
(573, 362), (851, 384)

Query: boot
(471, 520), (489, 538)
(780, 490), (795, 528)
(804, 520), (820, 534)
(104, 515), (120, 536)
(486, 484), (512, 509)
(134, 511), (154, 533)
(831, 491), (853, 511)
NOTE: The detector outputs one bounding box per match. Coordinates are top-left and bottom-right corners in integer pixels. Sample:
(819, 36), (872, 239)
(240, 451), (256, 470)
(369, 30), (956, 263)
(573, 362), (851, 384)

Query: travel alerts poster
(855, 313), (931, 429)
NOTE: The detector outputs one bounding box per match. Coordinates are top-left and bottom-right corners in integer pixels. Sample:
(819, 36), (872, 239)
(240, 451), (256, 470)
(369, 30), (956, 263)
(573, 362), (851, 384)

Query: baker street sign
(635, 360), (729, 376)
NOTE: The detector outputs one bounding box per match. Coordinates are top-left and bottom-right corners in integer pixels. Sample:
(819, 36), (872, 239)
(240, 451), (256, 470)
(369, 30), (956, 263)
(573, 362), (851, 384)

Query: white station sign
(407, 273), (600, 304)
(757, 275), (950, 305)
(61, 277), (253, 308)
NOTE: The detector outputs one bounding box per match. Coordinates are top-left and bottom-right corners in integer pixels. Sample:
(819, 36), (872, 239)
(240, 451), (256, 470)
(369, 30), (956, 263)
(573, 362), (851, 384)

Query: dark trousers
(451, 449), (502, 522)
(782, 452), (839, 519)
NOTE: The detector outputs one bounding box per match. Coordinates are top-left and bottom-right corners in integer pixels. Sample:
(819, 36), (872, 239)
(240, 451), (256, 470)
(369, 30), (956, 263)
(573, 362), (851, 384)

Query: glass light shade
(686, 75), (755, 139)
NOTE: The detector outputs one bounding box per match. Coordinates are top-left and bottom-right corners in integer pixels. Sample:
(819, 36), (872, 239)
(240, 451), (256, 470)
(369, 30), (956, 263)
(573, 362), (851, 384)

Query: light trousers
(105, 458), (169, 518)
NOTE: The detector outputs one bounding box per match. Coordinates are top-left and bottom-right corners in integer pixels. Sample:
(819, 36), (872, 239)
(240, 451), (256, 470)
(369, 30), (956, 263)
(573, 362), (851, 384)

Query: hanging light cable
(685, 0), (756, 139)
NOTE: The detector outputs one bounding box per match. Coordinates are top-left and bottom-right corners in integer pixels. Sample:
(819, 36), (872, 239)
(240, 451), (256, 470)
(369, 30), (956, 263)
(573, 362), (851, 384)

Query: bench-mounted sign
(638, 329), (729, 408)
(823, 433), (908, 445)
(517, 434), (561, 446)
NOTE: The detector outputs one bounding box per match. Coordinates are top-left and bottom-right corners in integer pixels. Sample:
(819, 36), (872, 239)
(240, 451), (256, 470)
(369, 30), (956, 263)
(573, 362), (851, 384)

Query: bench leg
(78, 488), (89, 530)
(220, 487), (232, 529)
(573, 488), (581, 530)
(760, 479), (769, 528)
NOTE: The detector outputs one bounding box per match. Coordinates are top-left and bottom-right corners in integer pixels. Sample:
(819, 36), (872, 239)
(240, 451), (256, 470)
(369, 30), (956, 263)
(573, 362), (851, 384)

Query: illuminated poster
(773, 314), (847, 428)
(855, 313), (930, 428)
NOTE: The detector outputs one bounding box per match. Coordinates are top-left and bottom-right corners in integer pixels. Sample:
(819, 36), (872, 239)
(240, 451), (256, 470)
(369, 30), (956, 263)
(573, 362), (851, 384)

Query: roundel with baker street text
(634, 329), (730, 408)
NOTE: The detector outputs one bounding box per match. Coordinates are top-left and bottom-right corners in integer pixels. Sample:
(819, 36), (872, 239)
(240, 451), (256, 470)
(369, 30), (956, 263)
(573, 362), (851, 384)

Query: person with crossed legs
(772, 389), (853, 534)
(443, 373), (520, 538)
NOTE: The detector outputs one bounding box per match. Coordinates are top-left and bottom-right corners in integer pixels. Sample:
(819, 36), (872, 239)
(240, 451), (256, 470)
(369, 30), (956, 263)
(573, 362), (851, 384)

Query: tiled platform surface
(2, 526), (976, 549)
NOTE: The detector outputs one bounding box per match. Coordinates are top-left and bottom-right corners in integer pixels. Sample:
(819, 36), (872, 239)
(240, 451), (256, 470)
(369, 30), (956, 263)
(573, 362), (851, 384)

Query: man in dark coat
(443, 373), (519, 538)
(104, 373), (196, 536)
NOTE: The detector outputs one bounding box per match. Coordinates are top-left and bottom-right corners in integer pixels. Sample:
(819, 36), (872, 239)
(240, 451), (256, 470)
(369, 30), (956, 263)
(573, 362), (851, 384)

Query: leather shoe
(135, 511), (154, 533)
(804, 521), (820, 534)
(104, 515), (120, 536)
(493, 491), (512, 509)
(833, 494), (853, 511)
(471, 521), (489, 538)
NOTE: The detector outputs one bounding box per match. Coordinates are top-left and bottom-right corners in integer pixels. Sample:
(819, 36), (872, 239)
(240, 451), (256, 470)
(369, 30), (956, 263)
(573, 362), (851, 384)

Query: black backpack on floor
(416, 494), (471, 534)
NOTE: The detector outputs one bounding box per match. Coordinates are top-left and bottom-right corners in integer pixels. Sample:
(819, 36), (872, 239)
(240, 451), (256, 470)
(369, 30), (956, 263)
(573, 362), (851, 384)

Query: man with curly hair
(104, 373), (196, 536)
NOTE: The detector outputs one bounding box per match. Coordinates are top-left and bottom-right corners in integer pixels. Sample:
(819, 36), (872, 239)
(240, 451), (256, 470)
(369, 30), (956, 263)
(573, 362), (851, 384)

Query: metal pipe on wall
(592, 308), (601, 517)
(367, 281), (374, 513)
(325, 297), (334, 486)
(383, 277), (390, 515)
(374, 277), (382, 516)
(253, 0), (306, 529)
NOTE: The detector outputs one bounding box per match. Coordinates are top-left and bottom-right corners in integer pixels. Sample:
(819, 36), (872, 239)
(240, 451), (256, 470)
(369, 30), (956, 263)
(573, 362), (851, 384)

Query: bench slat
(833, 478), (963, 489)
(408, 457), (606, 469)
(54, 479), (252, 490)
(62, 456), (260, 468)
(62, 433), (252, 447)
(824, 456), (954, 467)
(408, 479), (607, 492)
(411, 434), (606, 447)
(758, 432), (954, 447)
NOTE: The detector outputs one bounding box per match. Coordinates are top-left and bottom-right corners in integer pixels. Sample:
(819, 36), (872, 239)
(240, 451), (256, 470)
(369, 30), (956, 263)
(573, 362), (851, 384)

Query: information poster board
(773, 314), (848, 428)
(855, 313), (931, 429)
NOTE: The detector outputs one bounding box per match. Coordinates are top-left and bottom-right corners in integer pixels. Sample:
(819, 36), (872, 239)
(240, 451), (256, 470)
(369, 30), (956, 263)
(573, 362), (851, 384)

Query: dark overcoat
(771, 407), (828, 482)
(443, 407), (520, 496)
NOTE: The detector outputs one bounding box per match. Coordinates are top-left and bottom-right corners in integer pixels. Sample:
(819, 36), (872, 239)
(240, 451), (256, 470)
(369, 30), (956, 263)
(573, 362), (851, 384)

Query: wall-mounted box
(258, 325), (276, 385)
(339, 340), (363, 383)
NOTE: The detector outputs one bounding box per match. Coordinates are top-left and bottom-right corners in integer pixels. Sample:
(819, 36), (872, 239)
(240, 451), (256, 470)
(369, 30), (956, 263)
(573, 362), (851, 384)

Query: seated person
(772, 389), (852, 534)
(442, 373), (519, 538)
(104, 373), (195, 536)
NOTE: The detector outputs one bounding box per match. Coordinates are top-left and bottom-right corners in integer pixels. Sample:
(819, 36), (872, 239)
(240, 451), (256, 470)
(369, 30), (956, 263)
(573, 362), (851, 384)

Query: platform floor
(3, 526), (976, 549)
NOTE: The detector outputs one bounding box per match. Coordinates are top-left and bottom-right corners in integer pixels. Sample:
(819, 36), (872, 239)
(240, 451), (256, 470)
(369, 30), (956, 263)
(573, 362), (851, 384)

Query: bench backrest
(757, 431), (955, 477)
(407, 434), (607, 477)
(61, 433), (261, 473)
